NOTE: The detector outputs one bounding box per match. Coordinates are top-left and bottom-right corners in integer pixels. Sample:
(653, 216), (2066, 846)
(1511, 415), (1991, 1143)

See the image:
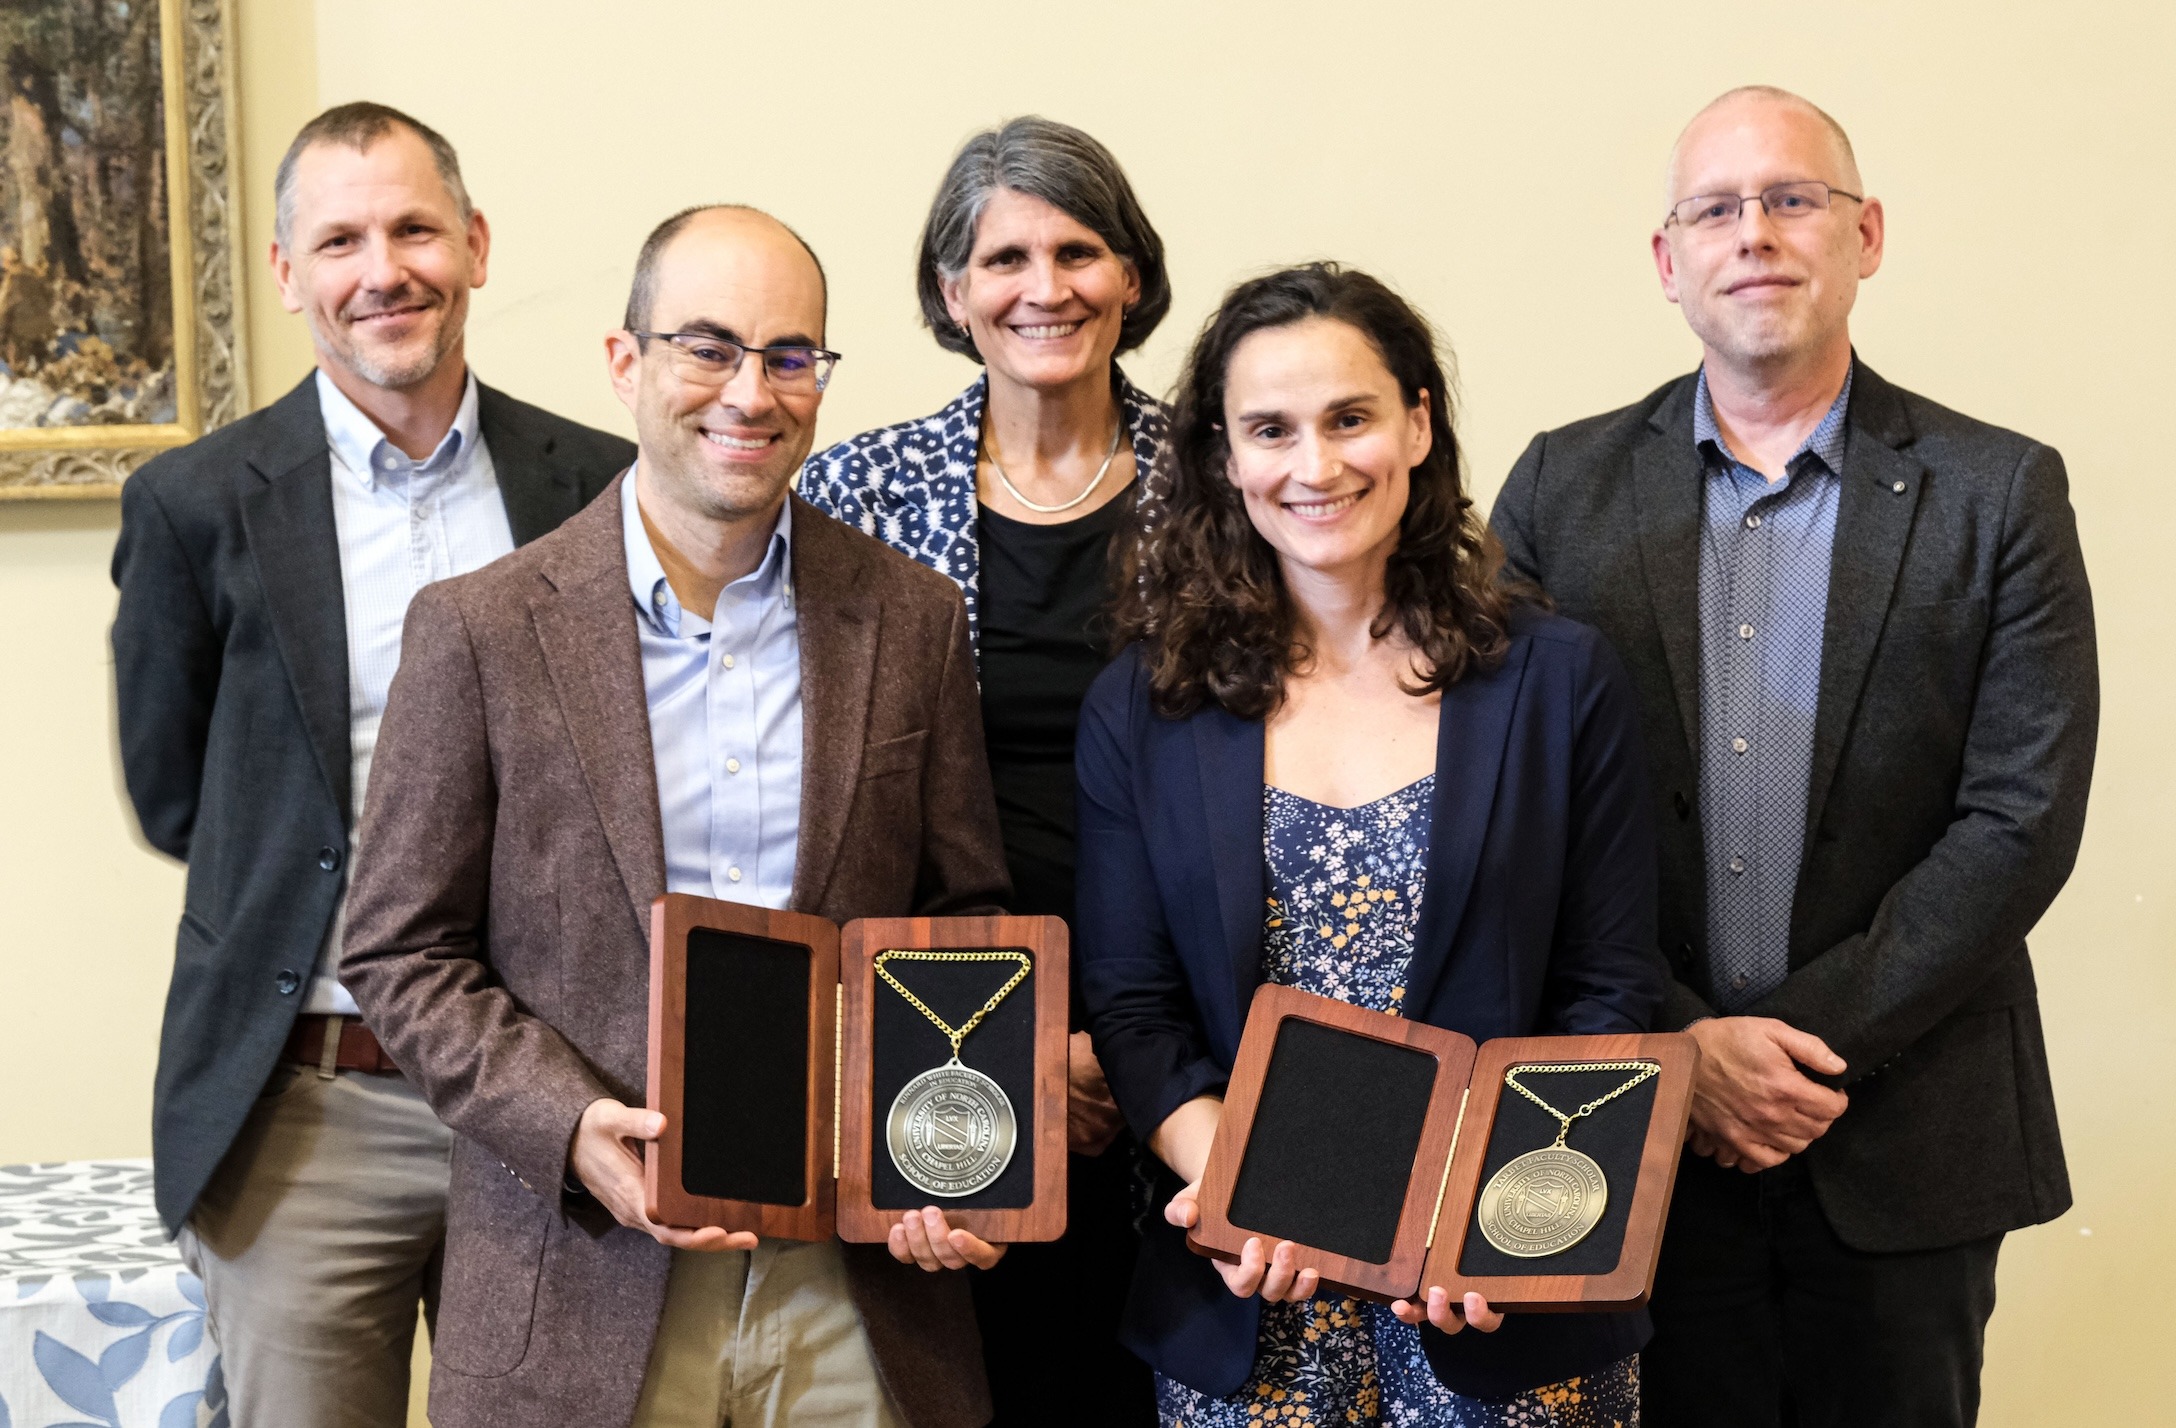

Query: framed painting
(0, 0), (246, 499)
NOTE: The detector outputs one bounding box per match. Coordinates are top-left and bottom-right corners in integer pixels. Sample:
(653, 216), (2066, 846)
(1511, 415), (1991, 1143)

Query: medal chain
(1502, 1060), (1661, 1149)
(873, 950), (1032, 1059)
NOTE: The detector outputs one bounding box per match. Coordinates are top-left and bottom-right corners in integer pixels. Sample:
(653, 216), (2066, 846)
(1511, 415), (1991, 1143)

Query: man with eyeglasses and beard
(111, 102), (633, 1426)
(339, 204), (1011, 1428)
(1490, 87), (2097, 1427)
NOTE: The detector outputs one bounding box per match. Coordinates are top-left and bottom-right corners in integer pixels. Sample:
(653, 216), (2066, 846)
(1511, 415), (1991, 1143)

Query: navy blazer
(1075, 608), (1666, 1400)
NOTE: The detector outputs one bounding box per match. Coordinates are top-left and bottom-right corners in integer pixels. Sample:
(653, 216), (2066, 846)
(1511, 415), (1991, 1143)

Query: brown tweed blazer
(341, 474), (1008, 1428)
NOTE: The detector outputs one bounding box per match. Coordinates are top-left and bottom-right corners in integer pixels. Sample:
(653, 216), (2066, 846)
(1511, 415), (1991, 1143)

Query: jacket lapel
(1403, 637), (1531, 1022)
(1189, 706), (1268, 1027)
(1631, 377), (1705, 760)
(789, 502), (882, 911)
(1805, 362), (1924, 844)
(239, 377), (354, 823)
(478, 382), (592, 545)
(528, 477), (665, 934)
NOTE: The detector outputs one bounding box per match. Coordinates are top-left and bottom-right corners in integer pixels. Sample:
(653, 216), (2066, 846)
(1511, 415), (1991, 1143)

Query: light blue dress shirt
(317, 368), (512, 1013)
(620, 472), (803, 908)
(1693, 368), (1851, 1011)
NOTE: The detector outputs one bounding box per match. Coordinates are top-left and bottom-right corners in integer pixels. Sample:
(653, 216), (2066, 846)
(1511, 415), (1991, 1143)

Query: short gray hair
(274, 102), (471, 248)
(917, 116), (1169, 362)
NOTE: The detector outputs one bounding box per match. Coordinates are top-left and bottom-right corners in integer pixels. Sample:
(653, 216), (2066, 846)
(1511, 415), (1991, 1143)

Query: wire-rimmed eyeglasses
(1665, 181), (1864, 233)
(630, 329), (841, 393)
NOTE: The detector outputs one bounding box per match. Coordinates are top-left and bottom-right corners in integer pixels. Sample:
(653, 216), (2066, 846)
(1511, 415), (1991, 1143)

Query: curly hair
(1111, 263), (1521, 721)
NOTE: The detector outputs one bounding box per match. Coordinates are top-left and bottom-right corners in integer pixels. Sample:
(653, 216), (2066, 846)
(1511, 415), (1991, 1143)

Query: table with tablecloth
(0, 1160), (223, 1428)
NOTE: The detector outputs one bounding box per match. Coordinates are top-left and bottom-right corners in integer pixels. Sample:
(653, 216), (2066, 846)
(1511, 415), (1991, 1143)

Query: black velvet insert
(679, 928), (811, 1206)
(868, 951), (1038, 1210)
(1226, 1018), (1439, 1265)
(1455, 1065), (1659, 1277)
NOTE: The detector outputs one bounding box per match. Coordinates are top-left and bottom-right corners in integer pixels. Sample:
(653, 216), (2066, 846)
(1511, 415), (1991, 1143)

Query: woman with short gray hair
(803, 114), (1169, 1426)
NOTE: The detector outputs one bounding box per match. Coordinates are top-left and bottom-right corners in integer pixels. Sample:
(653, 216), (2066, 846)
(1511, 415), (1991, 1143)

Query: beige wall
(1, 0), (2167, 1420)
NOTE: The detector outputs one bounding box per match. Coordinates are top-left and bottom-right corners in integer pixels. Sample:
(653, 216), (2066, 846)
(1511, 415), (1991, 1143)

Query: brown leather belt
(284, 1014), (401, 1075)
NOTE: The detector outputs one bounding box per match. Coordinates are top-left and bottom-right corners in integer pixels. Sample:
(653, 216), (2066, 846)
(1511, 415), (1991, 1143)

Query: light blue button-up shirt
(1693, 369), (1851, 1012)
(317, 368), (512, 1013)
(620, 472), (803, 908)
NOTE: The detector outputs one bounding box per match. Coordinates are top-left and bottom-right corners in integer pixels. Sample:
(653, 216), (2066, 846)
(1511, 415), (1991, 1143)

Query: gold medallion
(1473, 1060), (1660, 1259)
(1477, 1146), (1609, 1257)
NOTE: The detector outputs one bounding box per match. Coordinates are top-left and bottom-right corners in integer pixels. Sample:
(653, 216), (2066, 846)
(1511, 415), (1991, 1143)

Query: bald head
(623, 203), (827, 334)
(1666, 86), (1862, 211)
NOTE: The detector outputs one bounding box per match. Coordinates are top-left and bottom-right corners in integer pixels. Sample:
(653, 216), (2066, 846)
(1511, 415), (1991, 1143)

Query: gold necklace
(874, 950), (1032, 1198)
(1476, 1061), (1659, 1258)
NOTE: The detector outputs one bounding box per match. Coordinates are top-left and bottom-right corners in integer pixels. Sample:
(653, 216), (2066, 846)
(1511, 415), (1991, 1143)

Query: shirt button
(1728, 856), (1746, 875)
(728, 867), (743, 883)
(1731, 973), (1750, 990)
(1732, 737), (1749, 755)
(1745, 513), (1762, 530)
(652, 588), (667, 609)
(1892, 481), (1907, 494)
(722, 654), (736, 670)
(726, 758), (741, 774)
(1738, 623), (1755, 640)
(275, 969), (300, 995)
(317, 845), (342, 872)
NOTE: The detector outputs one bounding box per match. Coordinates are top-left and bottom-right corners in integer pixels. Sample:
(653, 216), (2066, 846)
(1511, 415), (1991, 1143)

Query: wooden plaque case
(645, 894), (1069, 1244)
(1189, 986), (1697, 1308)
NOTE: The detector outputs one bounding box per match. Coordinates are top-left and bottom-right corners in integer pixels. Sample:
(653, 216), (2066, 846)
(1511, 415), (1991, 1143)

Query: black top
(975, 485), (1135, 922)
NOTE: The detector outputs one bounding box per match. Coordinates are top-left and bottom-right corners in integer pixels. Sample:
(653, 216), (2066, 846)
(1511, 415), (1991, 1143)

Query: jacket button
(275, 969), (300, 995)
(317, 845), (342, 872)
(1673, 791), (1691, 821)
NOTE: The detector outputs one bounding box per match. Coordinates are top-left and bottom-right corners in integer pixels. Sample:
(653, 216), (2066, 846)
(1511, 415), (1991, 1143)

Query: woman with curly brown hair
(1075, 263), (1665, 1425)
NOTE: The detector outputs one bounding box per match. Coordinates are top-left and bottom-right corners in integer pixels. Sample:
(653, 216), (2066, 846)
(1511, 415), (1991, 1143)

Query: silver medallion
(886, 1059), (1016, 1198)
(1476, 1146), (1609, 1258)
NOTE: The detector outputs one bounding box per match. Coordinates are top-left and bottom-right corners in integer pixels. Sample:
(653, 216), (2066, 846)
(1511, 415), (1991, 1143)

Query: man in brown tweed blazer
(340, 205), (1008, 1427)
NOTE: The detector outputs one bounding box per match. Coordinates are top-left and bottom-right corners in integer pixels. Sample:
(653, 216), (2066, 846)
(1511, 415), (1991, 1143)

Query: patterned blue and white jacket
(799, 369), (1171, 656)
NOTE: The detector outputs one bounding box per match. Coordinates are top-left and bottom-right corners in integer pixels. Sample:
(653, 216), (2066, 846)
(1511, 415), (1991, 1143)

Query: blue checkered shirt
(1695, 369), (1851, 1012)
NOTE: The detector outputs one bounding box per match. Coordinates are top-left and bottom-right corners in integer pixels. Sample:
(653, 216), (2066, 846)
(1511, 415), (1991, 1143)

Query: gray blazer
(1489, 359), (2096, 1252)
(110, 374), (633, 1233)
(339, 479), (1010, 1428)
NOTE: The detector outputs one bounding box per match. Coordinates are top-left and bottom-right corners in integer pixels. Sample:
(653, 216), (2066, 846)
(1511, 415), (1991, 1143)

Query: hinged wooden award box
(1189, 985), (1699, 1310)
(644, 893), (1069, 1244)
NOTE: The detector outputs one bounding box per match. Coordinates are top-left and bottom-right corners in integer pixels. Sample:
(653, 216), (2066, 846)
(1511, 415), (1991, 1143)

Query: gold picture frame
(0, 0), (247, 499)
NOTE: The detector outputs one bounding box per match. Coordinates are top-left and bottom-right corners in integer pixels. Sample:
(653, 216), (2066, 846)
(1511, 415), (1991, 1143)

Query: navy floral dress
(1155, 778), (1641, 1428)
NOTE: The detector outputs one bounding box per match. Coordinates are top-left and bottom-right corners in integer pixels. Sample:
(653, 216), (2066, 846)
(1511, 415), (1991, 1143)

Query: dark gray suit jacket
(111, 372), (634, 1233)
(1490, 359), (2095, 1252)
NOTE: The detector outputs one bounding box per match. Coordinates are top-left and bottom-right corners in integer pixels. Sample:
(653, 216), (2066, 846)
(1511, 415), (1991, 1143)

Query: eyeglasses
(630, 330), (841, 393)
(1665, 181), (1864, 233)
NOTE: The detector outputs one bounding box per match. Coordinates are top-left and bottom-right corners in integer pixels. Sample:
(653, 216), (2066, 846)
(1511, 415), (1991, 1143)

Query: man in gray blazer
(110, 103), (632, 1426)
(1490, 87), (2096, 1427)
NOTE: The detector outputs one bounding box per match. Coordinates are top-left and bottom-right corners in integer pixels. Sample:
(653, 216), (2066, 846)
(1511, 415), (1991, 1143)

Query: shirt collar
(620, 468), (794, 638)
(1693, 366), (1853, 481)
(315, 366), (482, 490)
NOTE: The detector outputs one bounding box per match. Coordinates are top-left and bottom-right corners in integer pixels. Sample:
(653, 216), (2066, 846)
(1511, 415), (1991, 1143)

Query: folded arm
(1753, 442), (2098, 1078)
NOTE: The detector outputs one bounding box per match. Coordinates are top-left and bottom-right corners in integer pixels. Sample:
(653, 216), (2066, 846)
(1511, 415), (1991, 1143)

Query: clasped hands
(1685, 1016), (1849, 1171)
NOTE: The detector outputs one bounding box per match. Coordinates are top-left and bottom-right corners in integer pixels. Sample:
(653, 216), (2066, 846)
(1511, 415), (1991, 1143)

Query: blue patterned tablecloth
(0, 1161), (223, 1428)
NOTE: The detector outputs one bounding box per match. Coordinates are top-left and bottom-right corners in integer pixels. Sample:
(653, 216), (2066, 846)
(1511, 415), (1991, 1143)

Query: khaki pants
(178, 1063), (452, 1428)
(632, 1240), (905, 1428)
